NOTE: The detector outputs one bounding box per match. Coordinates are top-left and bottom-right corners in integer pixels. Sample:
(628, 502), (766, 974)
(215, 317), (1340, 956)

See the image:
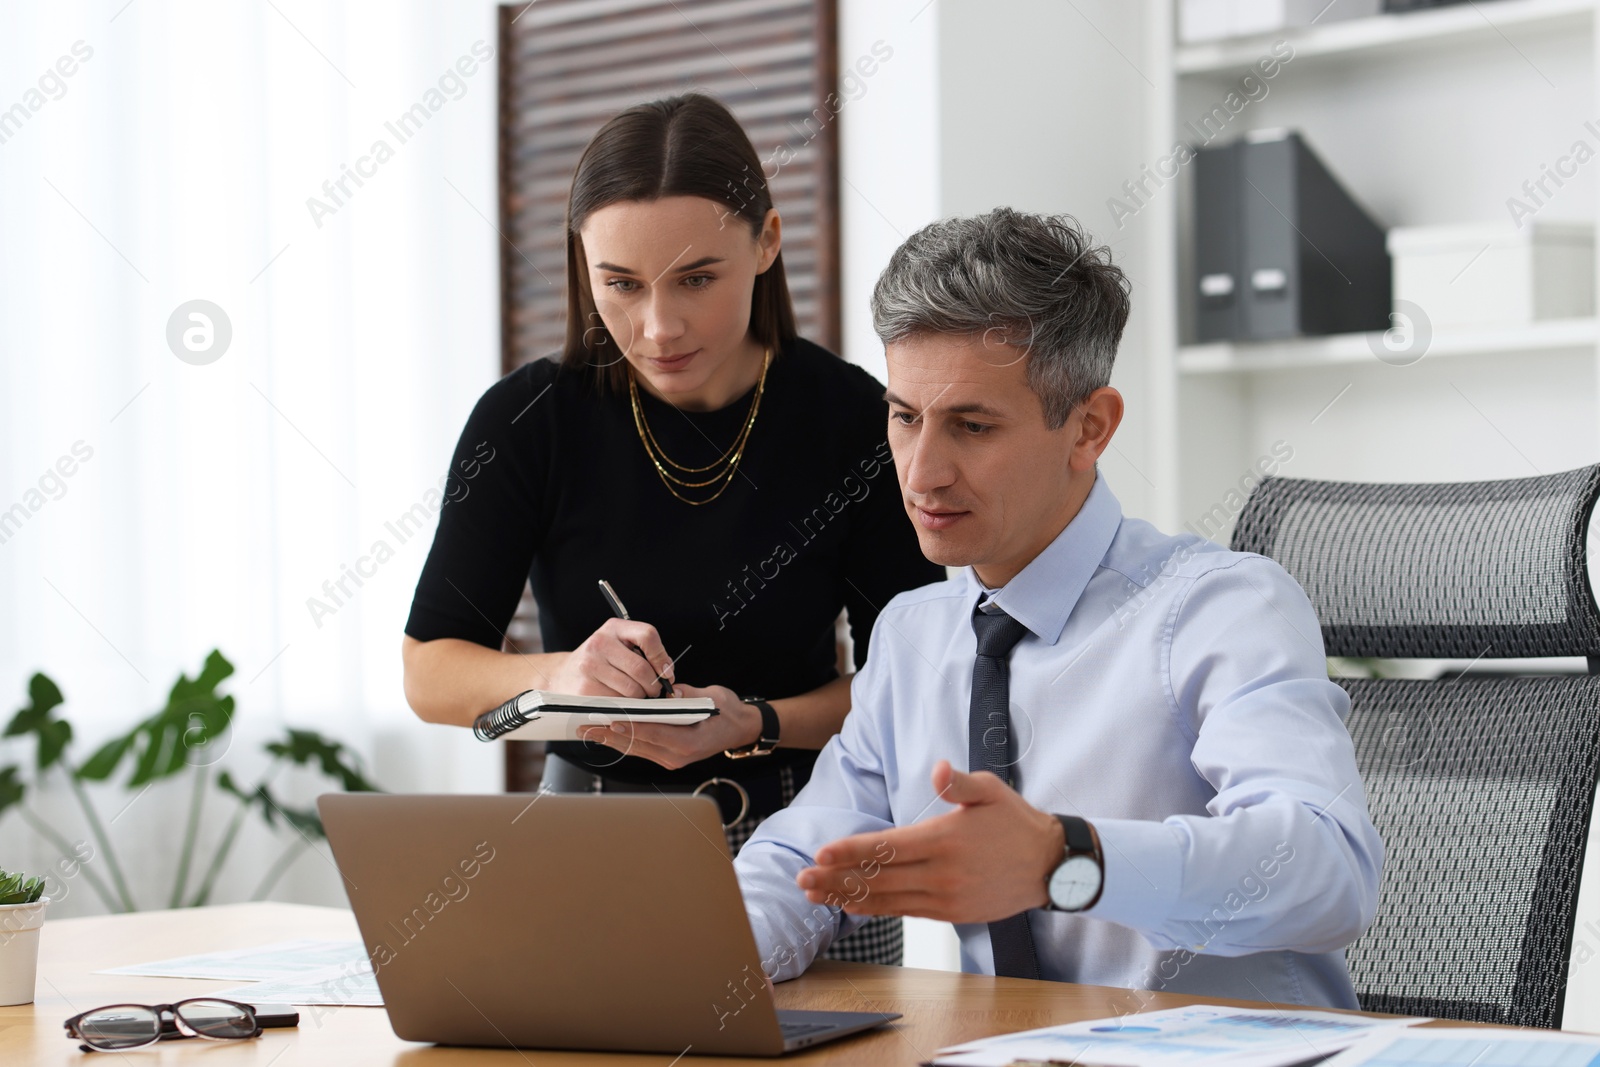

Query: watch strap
(725, 698), (780, 758)
(1050, 814), (1105, 912)
(1057, 814), (1097, 856)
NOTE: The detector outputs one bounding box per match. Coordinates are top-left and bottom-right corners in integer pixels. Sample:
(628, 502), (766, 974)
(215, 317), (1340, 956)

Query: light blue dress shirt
(734, 472), (1383, 1008)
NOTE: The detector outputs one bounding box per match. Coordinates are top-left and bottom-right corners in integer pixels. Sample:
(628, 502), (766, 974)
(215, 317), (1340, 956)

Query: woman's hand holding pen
(565, 583), (765, 768)
(578, 683), (764, 771)
(547, 618), (675, 698)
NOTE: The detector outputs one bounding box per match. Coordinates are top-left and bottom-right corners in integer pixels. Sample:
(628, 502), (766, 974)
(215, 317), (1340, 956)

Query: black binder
(1195, 138), (1243, 342)
(1193, 131), (1390, 343)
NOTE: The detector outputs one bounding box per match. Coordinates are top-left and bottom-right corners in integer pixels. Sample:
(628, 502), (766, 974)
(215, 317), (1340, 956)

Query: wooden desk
(0, 902), (1381, 1064)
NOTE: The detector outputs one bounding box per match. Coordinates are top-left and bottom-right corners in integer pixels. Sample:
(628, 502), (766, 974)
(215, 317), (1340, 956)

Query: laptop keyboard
(780, 1020), (839, 1038)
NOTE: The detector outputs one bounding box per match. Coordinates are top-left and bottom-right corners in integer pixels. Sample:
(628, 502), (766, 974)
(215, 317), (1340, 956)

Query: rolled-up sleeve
(1087, 555), (1384, 957)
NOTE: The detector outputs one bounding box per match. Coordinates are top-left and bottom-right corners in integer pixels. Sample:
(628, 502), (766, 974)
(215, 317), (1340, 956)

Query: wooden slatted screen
(496, 0), (841, 791)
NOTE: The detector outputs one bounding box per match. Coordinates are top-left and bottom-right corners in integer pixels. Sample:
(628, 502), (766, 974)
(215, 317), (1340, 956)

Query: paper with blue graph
(931, 1004), (1428, 1067)
(1320, 1028), (1600, 1067)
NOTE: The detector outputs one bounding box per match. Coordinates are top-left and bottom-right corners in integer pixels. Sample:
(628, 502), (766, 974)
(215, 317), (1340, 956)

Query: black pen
(597, 579), (672, 698)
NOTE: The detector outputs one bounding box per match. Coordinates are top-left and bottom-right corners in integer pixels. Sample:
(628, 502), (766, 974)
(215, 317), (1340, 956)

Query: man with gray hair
(734, 208), (1382, 1007)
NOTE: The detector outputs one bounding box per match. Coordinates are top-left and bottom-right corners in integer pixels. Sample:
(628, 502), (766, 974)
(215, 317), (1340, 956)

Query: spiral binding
(472, 690), (539, 742)
(473, 692), (716, 741)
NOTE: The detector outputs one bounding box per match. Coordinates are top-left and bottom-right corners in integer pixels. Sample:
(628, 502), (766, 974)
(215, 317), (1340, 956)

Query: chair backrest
(1231, 465), (1600, 663)
(1338, 675), (1600, 1026)
(1232, 464), (1600, 1028)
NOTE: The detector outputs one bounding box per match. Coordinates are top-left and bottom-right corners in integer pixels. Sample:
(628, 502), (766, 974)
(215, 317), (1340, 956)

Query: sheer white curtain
(0, 0), (504, 915)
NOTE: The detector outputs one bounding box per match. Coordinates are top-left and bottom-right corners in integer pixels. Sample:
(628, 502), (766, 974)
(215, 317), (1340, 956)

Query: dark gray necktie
(969, 605), (1041, 981)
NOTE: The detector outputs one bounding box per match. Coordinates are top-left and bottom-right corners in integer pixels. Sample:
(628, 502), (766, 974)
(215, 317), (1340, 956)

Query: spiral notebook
(472, 690), (717, 742)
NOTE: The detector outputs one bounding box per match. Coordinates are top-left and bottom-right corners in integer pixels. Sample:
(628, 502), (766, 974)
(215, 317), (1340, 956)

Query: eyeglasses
(63, 998), (262, 1052)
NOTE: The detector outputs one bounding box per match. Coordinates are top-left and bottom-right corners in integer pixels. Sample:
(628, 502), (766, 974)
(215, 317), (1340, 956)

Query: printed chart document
(211, 961), (381, 1007)
(1320, 1027), (1600, 1067)
(97, 937), (382, 1006)
(931, 1004), (1429, 1067)
(97, 938), (369, 981)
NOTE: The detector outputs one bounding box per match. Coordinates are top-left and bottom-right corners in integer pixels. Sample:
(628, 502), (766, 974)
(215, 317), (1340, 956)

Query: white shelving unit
(1178, 317), (1599, 374)
(1175, 0), (1596, 72)
(1145, 0), (1600, 536)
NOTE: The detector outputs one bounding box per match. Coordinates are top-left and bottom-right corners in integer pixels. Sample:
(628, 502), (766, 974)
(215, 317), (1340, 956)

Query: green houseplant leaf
(3, 674), (137, 911)
(76, 734), (133, 782)
(217, 769), (326, 840)
(4, 673), (73, 771)
(0, 765), (25, 818)
(264, 730), (379, 793)
(77, 650), (236, 787)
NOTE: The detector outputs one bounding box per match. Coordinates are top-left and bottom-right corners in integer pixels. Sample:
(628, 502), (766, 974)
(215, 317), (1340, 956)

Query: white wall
(840, 0), (1168, 526)
(837, 0), (942, 381)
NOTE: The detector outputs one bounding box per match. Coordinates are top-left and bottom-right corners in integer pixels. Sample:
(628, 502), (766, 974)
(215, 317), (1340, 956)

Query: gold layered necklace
(628, 348), (771, 505)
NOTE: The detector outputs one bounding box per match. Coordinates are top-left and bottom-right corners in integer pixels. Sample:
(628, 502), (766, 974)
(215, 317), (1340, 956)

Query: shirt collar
(963, 471), (1123, 645)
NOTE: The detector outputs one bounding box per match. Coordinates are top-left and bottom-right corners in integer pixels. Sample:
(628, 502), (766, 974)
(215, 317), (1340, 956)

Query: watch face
(1049, 855), (1102, 911)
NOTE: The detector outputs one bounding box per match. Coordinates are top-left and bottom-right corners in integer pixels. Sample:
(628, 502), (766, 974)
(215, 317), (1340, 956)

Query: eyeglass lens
(175, 999), (256, 1037)
(77, 1006), (161, 1050)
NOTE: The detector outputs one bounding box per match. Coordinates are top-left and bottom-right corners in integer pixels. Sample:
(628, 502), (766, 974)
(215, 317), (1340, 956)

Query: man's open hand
(796, 760), (1066, 923)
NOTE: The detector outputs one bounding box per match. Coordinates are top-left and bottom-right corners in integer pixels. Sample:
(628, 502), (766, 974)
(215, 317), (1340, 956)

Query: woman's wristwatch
(724, 697), (780, 758)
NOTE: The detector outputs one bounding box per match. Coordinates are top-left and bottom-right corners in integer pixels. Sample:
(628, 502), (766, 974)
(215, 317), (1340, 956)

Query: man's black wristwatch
(724, 697), (780, 759)
(1046, 814), (1104, 912)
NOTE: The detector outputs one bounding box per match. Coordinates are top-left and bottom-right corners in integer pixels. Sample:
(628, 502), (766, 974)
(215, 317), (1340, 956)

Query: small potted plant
(0, 868), (47, 1005)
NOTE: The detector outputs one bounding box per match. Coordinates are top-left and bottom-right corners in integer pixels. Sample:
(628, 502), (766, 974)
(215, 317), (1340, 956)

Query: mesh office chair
(1230, 463), (1600, 1028)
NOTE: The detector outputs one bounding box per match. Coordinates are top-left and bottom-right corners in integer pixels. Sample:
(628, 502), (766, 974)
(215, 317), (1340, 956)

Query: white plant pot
(0, 900), (47, 1006)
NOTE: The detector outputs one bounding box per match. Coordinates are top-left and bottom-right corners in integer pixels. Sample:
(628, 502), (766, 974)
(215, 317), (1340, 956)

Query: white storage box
(1178, 0), (1381, 44)
(1387, 222), (1595, 329)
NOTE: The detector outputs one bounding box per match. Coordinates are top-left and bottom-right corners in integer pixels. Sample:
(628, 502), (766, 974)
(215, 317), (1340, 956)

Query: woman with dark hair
(400, 94), (941, 965)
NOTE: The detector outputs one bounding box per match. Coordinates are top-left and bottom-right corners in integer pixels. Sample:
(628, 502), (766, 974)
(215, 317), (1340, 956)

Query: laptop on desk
(317, 792), (898, 1056)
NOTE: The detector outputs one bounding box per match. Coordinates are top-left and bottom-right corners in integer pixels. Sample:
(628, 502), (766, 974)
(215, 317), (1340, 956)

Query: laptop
(318, 792), (899, 1055)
